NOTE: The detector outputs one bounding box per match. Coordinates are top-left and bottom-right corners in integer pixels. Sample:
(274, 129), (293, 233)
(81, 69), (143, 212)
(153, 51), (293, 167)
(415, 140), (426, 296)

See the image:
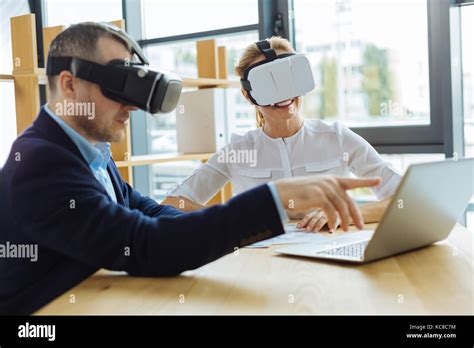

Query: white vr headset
(240, 40), (315, 106)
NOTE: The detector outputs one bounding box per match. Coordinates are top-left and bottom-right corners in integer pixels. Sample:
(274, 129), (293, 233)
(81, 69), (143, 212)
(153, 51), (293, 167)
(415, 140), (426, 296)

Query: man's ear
(57, 70), (76, 100)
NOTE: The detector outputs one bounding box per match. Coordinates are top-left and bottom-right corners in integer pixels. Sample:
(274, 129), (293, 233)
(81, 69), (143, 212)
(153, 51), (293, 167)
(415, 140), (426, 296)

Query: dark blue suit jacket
(0, 108), (284, 314)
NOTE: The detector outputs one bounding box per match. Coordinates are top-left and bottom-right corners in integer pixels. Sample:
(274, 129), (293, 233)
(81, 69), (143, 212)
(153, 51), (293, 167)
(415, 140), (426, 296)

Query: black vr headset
(46, 22), (183, 114)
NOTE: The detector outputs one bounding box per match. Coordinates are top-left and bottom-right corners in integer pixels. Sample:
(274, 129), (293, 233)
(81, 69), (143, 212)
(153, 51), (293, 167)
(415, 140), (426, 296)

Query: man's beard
(74, 116), (124, 143)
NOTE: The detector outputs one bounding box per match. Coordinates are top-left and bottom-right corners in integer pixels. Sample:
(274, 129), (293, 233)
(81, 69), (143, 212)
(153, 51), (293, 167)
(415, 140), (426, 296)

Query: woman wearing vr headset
(164, 37), (402, 232)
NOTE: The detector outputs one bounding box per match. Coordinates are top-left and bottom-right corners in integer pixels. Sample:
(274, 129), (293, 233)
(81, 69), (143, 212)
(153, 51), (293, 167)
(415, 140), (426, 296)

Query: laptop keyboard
(316, 240), (369, 258)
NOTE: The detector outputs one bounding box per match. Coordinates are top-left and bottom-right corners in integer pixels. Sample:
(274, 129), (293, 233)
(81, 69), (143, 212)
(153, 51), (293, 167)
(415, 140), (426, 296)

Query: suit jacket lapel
(34, 107), (126, 206)
(107, 163), (126, 206)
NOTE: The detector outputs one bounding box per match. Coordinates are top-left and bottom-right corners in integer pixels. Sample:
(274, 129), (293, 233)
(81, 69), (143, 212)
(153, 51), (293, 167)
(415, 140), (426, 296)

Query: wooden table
(36, 223), (473, 315)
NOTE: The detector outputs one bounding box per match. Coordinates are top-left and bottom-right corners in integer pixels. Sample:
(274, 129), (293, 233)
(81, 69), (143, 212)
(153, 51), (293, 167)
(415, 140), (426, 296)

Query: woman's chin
(263, 112), (299, 122)
(274, 105), (300, 118)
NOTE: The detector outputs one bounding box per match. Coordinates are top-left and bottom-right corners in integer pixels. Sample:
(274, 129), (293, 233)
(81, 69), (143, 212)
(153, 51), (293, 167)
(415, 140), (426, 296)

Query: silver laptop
(275, 158), (474, 263)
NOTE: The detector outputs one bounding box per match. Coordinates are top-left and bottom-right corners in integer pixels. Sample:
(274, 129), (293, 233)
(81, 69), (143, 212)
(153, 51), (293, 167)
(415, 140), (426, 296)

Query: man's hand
(274, 176), (381, 231)
(297, 196), (393, 232)
(297, 209), (336, 232)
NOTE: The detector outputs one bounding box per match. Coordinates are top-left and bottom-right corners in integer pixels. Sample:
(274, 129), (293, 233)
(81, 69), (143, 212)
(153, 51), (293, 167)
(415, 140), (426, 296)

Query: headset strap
(46, 56), (126, 91)
(255, 40), (277, 61)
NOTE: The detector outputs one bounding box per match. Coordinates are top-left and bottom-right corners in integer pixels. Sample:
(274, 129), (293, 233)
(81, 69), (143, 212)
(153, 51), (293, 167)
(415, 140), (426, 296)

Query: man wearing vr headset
(0, 23), (380, 314)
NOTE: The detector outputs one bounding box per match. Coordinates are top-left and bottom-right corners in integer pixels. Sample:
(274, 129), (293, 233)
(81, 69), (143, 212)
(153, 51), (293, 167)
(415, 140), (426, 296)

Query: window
(146, 40), (198, 78)
(293, 0), (430, 128)
(462, 5), (473, 158)
(141, 0), (258, 39)
(216, 32), (260, 80)
(0, 0), (29, 166)
(45, 0), (122, 26)
(0, 80), (17, 166)
(0, 0), (30, 74)
(461, 3), (474, 231)
(145, 31), (259, 79)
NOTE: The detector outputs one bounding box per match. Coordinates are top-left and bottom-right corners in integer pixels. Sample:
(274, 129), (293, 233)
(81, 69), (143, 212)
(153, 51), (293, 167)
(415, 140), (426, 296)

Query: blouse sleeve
(337, 122), (402, 200)
(167, 146), (232, 206)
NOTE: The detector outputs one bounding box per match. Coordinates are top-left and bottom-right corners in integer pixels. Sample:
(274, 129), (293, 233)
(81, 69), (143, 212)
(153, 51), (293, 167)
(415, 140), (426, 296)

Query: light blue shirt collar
(44, 104), (111, 170)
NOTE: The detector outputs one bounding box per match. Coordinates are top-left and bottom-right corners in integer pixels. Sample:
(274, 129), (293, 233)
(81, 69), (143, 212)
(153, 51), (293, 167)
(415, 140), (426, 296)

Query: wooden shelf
(5, 68), (47, 84)
(26, 69), (239, 89)
(182, 77), (240, 88)
(115, 152), (214, 168)
(0, 74), (14, 81)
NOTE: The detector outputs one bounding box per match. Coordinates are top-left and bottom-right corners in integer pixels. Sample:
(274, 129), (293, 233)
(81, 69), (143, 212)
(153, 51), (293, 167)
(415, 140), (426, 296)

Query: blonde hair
(235, 37), (295, 128)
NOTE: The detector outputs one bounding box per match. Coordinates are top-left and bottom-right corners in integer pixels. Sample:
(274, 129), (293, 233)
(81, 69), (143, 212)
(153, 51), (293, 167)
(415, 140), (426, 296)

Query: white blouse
(168, 119), (402, 205)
